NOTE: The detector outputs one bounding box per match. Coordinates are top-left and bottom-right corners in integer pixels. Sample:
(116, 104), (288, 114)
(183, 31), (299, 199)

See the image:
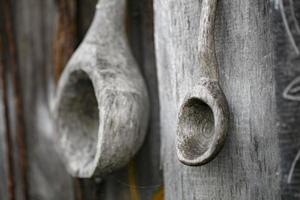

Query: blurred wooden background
(0, 0), (162, 199)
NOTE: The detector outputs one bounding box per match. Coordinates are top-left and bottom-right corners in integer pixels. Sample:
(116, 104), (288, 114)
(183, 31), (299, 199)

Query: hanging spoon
(176, 0), (229, 166)
(53, 0), (149, 177)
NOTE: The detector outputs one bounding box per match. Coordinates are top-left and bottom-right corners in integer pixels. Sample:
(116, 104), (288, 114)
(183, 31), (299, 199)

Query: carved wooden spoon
(53, 0), (149, 177)
(176, 0), (229, 166)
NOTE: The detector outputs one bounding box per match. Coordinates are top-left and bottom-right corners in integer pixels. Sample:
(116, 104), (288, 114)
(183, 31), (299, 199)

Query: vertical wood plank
(154, 0), (281, 199)
(12, 0), (75, 199)
(273, 0), (300, 198)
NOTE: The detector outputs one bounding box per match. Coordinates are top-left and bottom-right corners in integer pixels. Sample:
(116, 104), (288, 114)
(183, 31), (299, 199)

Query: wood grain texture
(3, 0), (29, 198)
(0, 0), (289, 199)
(13, 0), (74, 199)
(197, 0), (218, 80)
(154, 0), (281, 199)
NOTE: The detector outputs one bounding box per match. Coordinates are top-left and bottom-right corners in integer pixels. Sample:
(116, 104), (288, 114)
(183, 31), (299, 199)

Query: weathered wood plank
(154, 0), (281, 199)
(11, 0), (74, 199)
(273, 0), (300, 199)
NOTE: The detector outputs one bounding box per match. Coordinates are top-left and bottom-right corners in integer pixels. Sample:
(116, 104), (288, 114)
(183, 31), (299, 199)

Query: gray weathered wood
(3, 0), (298, 199)
(0, 0), (75, 199)
(154, 0), (281, 199)
(14, 0), (75, 199)
(273, 0), (300, 198)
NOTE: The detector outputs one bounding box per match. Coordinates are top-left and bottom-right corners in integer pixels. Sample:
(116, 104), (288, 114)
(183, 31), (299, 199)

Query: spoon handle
(198, 0), (219, 80)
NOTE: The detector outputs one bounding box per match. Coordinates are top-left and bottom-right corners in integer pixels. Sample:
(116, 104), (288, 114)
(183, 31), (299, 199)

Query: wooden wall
(1, 0), (300, 199)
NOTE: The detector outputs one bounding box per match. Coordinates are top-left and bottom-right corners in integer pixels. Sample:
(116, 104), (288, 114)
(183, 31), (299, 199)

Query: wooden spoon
(53, 0), (149, 178)
(176, 0), (229, 166)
